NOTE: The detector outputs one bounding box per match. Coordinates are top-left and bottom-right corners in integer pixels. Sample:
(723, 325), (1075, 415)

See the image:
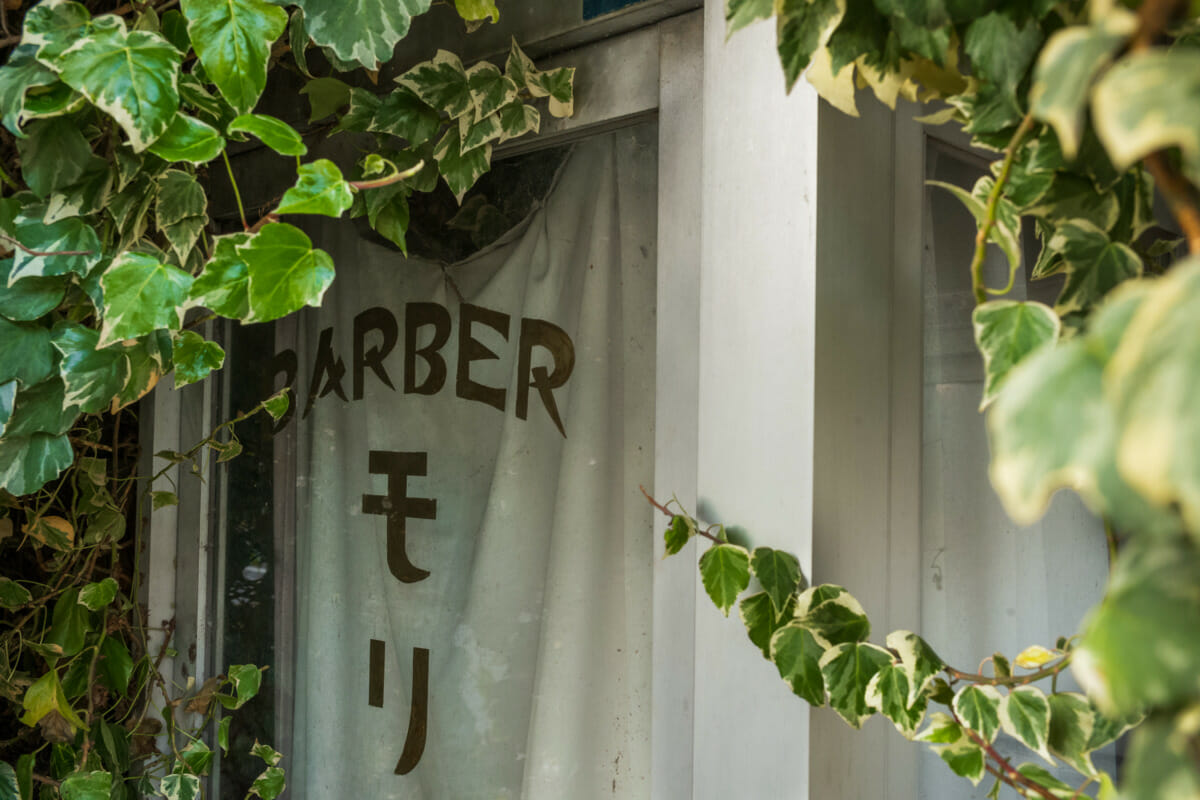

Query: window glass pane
(218, 123), (658, 798)
(918, 142), (1113, 798)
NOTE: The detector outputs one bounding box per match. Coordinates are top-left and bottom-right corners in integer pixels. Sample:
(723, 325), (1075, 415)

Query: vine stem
(639, 486), (723, 543)
(970, 112), (1036, 306)
(222, 150), (248, 231)
(348, 159), (425, 191)
(960, 720), (1059, 800)
(0, 232), (94, 258)
(945, 653), (1070, 687)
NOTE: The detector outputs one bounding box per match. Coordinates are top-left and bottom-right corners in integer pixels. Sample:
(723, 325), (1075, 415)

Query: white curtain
(286, 126), (656, 799)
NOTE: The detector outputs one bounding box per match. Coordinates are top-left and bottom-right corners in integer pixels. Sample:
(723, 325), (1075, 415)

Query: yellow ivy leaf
(1015, 644), (1057, 670)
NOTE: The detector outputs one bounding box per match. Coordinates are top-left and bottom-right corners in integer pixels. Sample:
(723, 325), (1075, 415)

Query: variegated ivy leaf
(363, 183), (411, 254)
(497, 102), (539, 144)
(157, 169), (207, 227)
(698, 542), (751, 616)
(740, 591), (797, 657)
(16, 117), (93, 199)
(952, 684), (1003, 744)
(116, 330), (172, 409)
(1000, 686), (1054, 764)
(865, 663), (927, 739)
(227, 113), (306, 156)
(179, 73), (236, 129)
(0, 46), (59, 136)
(458, 113), (503, 153)
(180, 0), (288, 115)
(78, 577), (118, 611)
(173, 331), (225, 388)
(52, 322), (130, 413)
(663, 514), (694, 556)
(798, 589), (870, 648)
(794, 583), (845, 615)
(1123, 711), (1200, 800)
(972, 300), (1060, 411)
(1015, 764), (1076, 798)
(1087, 704), (1141, 752)
(50, 18), (183, 152)
(726, 0), (773, 37)
(1025, 173), (1120, 232)
(0, 381), (14, 437)
(928, 178), (1021, 279)
(147, 114), (224, 164)
(286, 0), (433, 70)
(98, 254), (193, 347)
(22, 0), (93, 60)
(396, 51), (474, 121)
(750, 546), (803, 616)
(188, 233), (250, 319)
(238, 223), (335, 324)
(1046, 692), (1097, 776)
(1073, 536), (1200, 717)
(886, 630), (945, 706)
(1094, 49), (1200, 185)
(0, 575), (32, 608)
(936, 740), (987, 786)
(1029, 14), (1134, 160)
(333, 87), (379, 134)
(454, 0), (499, 23)
(0, 433), (74, 497)
(818, 641), (891, 729)
(43, 160), (113, 224)
(1047, 220), (1141, 316)
(964, 12), (1042, 98)
(775, 0), (845, 92)
(434, 129), (492, 204)
(289, 8), (312, 78)
(276, 160), (353, 217)
(770, 623), (826, 706)
(5, 376), (79, 438)
(505, 39), (536, 90)
(466, 62), (517, 122)
(8, 214), (101, 286)
(370, 89), (440, 147)
(526, 66), (575, 118)
(0, 318), (55, 387)
(915, 711), (963, 744)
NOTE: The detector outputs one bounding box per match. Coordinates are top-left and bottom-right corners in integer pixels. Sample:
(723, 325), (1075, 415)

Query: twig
(349, 159), (425, 191)
(962, 724), (1059, 800)
(945, 654), (1070, 687)
(247, 213), (278, 234)
(639, 486), (723, 543)
(0, 232), (93, 258)
(970, 112), (1035, 305)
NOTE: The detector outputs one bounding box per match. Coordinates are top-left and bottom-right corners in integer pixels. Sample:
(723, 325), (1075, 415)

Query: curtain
(285, 125), (657, 799)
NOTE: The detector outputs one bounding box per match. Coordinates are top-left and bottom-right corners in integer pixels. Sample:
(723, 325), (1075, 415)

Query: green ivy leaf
(0, 578), (33, 610)
(59, 771), (111, 800)
(663, 514), (694, 557)
(220, 664), (263, 709)
(864, 663), (926, 738)
(916, 711), (963, 744)
(0, 761), (15, 800)
(886, 630), (945, 706)
(250, 741), (282, 766)
(248, 767), (285, 800)
(1123, 710), (1200, 800)
(159, 773), (199, 800)
(188, 233), (250, 319)
(238, 223), (334, 323)
(775, 0), (845, 92)
(261, 389), (289, 420)
(496, 101), (539, 144)
(0, 434), (74, 496)
(148, 114), (225, 164)
(152, 490), (179, 510)
(964, 12), (1042, 96)
(50, 19), (182, 152)
(938, 740), (987, 785)
(77, 578), (118, 611)
(52, 322), (131, 414)
(454, 0), (499, 23)
(1047, 220), (1141, 316)
(98, 253), (193, 347)
(770, 623), (826, 706)
(0, 45), (59, 136)
(0, 318), (54, 387)
(287, 0), (432, 69)
(1030, 18), (1133, 160)
(396, 50), (474, 120)
(740, 592), (797, 657)
(1025, 173), (1121, 231)
(180, 0), (287, 115)
(0, 260), (64, 322)
(972, 300), (1060, 411)
(217, 717), (231, 754)
(698, 542), (751, 616)
(300, 76), (351, 123)
(98, 638), (132, 696)
(8, 214), (102, 286)
(275, 160), (353, 217)
(172, 331), (225, 387)
(952, 684), (1003, 744)
(1000, 686), (1054, 764)
(928, 178), (1021, 280)
(117, 330), (172, 410)
(1074, 536), (1200, 717)
(1046, 692), (1097, 776)
(466, 62), (517, 122)
(1014, 764), (1075, 799)
(726, 0), (773, 36)
(433, 129), (491, 204)
(180, 740), (214, 775)
(798, 591), (870, 648)
(46, 588), (90, 656)
(16, 117), (93, 199)
(819, 641), (891, 729)
(227, 114), (306, 156)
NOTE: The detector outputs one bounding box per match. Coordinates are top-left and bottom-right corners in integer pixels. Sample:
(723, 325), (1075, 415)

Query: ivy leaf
(1014, 765), (1076, 799)
(740, 591), (797, 657)
(697, 542), (751, 616)
(1025, 173), (1120, 231)
(8, 214), (102, 285)
(726, 0), (773, 36)
(300, 76), (351, 122)
(159, 773), (200, 800)
(188, 234), (250, 318)
(0, 577), (33, 610)
(396, 50), (474, 120)
(972, 300), (1060, 411)
(180, 0), (287, 115)
(504, 38), (536, 90)
(952, 684), (1003, 743)
(59, 771), (111, 800)
(1093, 49), (1200, 185)
(25, 514), (74, 551)
(275, 160), (353, 217)
(98, 253), (193, 347)
(148, 114), (224, 164)
(0, 434), (74, 496)
(0, 381), (12, 437)
(22, 1), (94, 59)
(769, 623), (826, 706)
(526, 66), (575, 118)
(818, 641), (891, 728)
(116, 330), (172, 409)
(172, 331), (225, 387)
(218, 718), (231, 754)
(928, 178), (1021, 280)
(1046, 692), (1097, 776)
(466, 62), (517, 122)
(0, 45), (59, 136)
(0, 318), (54, 387)
(50, 19), (182, 152)
(227, 114), (306, 156)
(77, 578), (118, 611)
(663, 514), (694, 557)
(250, 741), (282, 767)
(1000, 686), (1054, 764)
(454, 0), (499, 23)
(261, 389), (289, 420)
(248, 767), (285, 800)
(937, 739), (988, 785)
(1047, 220), (1142, 316)
(21, 670), (85, 731)
(886, 630), (945, 706)
(865, 663), (927, 738)
(775, 0), (845, 92)
(16, 117), (94, 198)
(798, 590), (870, 648)
(98, 638), (132, 695)
(1073, 536), (1200, 717)
(1030, 18), (1132, 160)
(289, 9), (311, 78)
(458, 112), (503, 153)
(238, 223), (334, 323)
(1123, 711), (1200, 800)
(751, 546), (803, 614)
(496, 101), (539, 144)
(220, 664), (263, 709)
(963, 12), (1042, 95)
(52, 322), (130, 414)
(288, 0), (433, 69)
(433, 129), (491, 203)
